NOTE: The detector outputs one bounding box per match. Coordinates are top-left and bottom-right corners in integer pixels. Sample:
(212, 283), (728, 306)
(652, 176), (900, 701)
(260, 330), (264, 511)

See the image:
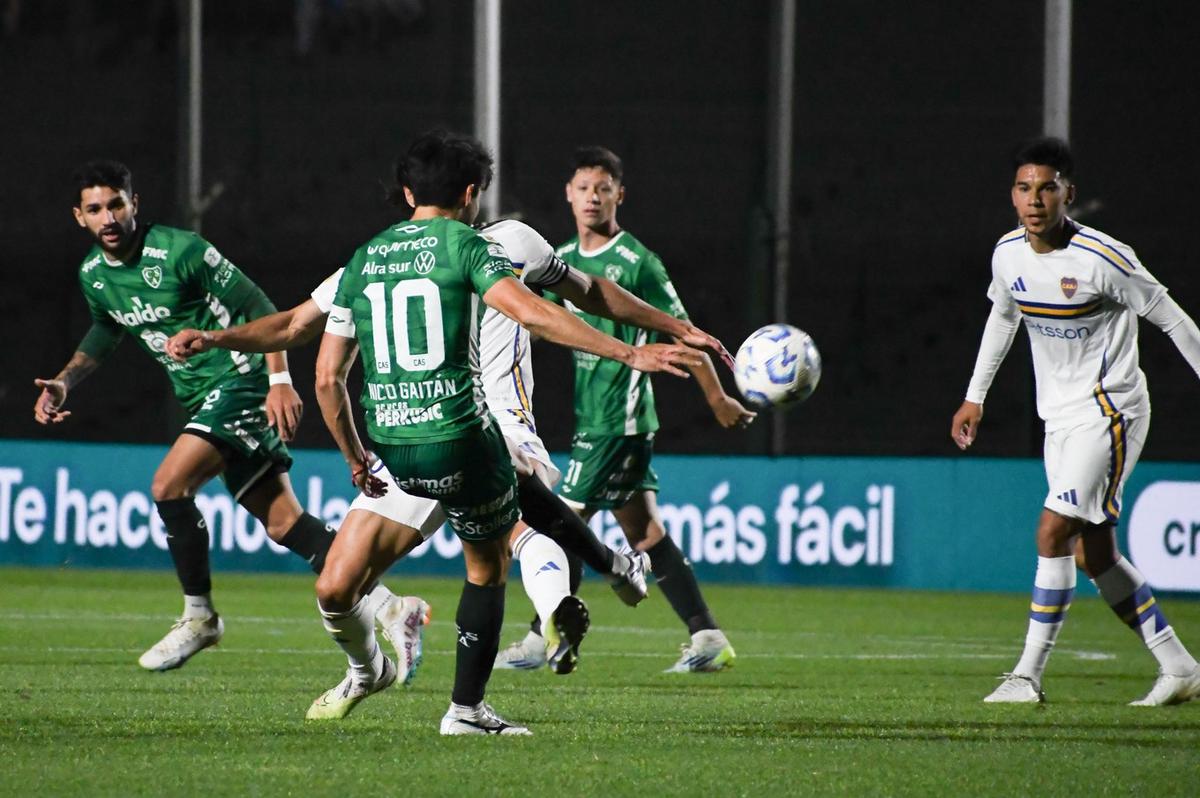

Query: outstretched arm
(687, 351), (757, 429)
(166, 299), (328, 360)
(952, 304), (1021, 450)
(1143, 294), (1200, 380)
(33, 321), (123, 425)
(547, 268), (733, 368)
(482, 277), (703, 377)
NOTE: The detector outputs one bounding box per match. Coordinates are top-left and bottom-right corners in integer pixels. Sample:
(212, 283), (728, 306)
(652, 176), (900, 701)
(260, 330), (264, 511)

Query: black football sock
(567, 551), (583, 594)
(517, 476), (615, 575)
(278, 512), (337, 574)
(156, 498), (212, 596)
(647, 535), (719, 634)
(452, 581), (506, 707)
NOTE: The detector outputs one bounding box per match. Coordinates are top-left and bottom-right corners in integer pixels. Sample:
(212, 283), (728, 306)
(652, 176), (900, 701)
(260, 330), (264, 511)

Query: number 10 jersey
(325, 217), (516, 444)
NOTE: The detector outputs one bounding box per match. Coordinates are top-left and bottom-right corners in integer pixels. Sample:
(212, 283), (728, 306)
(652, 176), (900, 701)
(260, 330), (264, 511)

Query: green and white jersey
(556, 230), (688, 436)
(78, 224), (267, 413)
(325, 217), (517, 444)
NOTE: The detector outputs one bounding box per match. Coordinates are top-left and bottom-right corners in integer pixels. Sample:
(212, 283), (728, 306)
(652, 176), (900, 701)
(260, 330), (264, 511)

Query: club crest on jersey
(605, 264), (623, 282)
(142, 265), (162, 288)
(414, 250), (436, 275)
(1060, 277), (1078, 299)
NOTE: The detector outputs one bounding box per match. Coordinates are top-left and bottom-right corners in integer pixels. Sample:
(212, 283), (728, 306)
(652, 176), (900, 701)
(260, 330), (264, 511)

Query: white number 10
(363, 278), (445, 373)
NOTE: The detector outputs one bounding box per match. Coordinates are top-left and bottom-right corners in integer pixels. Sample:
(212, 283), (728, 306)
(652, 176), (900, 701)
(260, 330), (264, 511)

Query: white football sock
(1095, 557), (1197, 675)
(608, 549), (632, 580)
(1013, 555), (1075, 683)
(514, 527), (570, 633)
(320, 596), (385, 683)
(364, 582), (397, 619)
(182, 593), (215, 620)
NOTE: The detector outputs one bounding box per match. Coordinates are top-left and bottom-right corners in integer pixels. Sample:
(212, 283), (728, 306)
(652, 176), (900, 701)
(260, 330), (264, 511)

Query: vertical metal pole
(187, 0), (203, 233)
(767, 0), (796, 456)
(177, 0), (203, 233)
(1043, 0), (1071, 140)
(475, 0), (501, 221)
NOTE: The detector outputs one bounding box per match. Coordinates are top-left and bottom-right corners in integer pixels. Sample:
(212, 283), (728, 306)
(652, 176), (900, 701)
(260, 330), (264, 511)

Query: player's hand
(628, 343), (705, 377)
(33, 378), (71, 424)
(951, 400), (983, 450)
(675, 323), (735, 371)
(710, 394), (757, 430)
(166, 329), (213, 362)
(266, 383), (304, 442)
(350, 453), (388, 499)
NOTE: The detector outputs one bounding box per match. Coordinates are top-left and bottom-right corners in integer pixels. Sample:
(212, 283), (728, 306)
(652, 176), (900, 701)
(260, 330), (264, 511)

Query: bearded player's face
(74, 185), (138, 256)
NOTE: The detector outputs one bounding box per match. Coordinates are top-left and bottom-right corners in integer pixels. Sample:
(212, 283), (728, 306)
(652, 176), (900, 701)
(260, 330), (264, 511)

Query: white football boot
(664, 629), (736, 673)
(439, 702), (531, 736)
(1129, 665), (1200, 707)
(305, 655), (397, 720)
(607, 549), (651, 607)
(983, 673), (1045, 703)
(493, 628), (547, 670)
(138, 614), (224, 671)
(377, 595), (431, 686)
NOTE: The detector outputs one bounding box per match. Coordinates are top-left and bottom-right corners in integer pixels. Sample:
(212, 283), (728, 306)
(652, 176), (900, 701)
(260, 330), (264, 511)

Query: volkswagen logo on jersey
(1060, 276), (1078, 298)
(414, 250), (436, 275)
(141, 265), (162, 288)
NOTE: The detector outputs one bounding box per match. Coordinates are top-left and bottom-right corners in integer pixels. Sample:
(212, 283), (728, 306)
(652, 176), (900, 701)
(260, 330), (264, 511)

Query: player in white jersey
(166, 217), (729, 714)
(952, 137), (1200, 706)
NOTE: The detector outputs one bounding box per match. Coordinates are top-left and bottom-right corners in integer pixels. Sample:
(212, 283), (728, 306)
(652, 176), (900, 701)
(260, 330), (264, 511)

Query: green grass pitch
(2, 566), (1198, 796)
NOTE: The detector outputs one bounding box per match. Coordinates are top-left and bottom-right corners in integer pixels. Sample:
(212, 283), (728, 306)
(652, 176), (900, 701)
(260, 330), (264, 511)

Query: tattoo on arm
(57, 351), (101, 391)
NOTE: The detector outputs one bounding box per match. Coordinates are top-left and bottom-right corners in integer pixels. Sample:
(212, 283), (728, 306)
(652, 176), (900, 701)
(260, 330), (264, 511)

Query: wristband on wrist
(268, 371), (293, 386)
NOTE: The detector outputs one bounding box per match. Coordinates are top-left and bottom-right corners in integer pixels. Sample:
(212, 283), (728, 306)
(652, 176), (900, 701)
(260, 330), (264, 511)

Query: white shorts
(348, 420), (558, 540)
(348, 461), (446, 540)
(1043, 413), (1147, 525)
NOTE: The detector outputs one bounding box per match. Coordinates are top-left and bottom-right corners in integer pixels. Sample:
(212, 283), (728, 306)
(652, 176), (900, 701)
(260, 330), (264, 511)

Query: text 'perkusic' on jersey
(314, 220), (566, 436)
(987, 221), (1167, 428)
(78, 224), (267, 412)
(556, 230), (688, 436)
(325, 217), (516, 444)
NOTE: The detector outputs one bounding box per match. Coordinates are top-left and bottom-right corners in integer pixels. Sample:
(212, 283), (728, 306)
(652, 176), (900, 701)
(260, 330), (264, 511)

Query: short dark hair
(389, 130), (493, 208)
(571, 146), (623, 182)
(72, 159), (133, 205)
(1012, 137), (1074, 180)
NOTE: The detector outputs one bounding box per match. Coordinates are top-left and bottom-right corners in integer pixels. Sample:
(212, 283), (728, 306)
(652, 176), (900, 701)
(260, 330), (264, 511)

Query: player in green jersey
(33, 160), (410, 674)
(498, 146), (755, 674)
(314, 130), (703, 734)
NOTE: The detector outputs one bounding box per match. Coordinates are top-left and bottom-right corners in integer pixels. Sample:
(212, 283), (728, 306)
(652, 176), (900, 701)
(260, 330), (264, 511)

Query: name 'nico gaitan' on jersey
(325, 217), (516, 444)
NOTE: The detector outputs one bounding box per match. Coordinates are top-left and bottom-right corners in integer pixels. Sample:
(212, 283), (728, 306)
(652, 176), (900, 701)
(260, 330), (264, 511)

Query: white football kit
(966, 221), (1200, 524)
(312, 219), (568, 537)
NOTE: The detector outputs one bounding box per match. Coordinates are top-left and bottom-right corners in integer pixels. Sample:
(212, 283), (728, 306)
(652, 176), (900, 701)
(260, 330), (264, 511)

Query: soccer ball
(733, 324), (822, 409)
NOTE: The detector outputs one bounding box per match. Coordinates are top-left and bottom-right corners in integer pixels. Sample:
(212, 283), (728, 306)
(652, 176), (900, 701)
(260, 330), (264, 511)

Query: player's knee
(150, 475), (188, 502)
(315, 568), (356, 609)
(263, 509), (303, 543)
(464, 540), (510, 586)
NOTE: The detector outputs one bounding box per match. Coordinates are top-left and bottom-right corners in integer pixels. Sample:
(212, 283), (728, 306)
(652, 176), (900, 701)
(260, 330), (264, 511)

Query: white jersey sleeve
(480, 219), (567, 289)
(1083, 235), (1166, 315)
(966, 256), (1023, 404)
(311, 267), (345, 314)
